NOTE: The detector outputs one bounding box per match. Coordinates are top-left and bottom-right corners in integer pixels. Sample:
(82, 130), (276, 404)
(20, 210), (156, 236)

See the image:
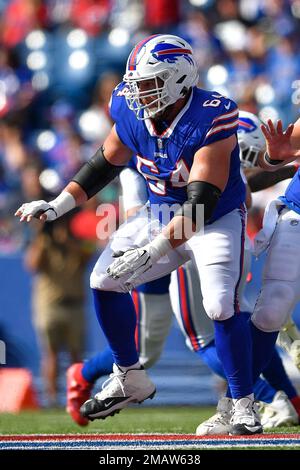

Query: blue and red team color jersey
(109, 82), (245, 224)
(280, 169), (300, 214)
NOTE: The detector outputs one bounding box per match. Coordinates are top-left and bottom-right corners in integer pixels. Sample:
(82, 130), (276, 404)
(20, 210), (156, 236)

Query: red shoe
(66, 363), (93, 426)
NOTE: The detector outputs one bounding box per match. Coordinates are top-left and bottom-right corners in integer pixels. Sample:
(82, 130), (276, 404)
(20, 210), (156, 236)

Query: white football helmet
(238, 111), (265, 168)
(123, 34), (198, 120)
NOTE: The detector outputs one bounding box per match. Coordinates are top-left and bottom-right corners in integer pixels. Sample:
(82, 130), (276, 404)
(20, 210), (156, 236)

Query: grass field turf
(0, 407), (299, 450)
(0, 406), (214, 434)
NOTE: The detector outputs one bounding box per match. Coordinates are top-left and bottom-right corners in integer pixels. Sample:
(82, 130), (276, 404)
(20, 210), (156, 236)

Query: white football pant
(90, 203), (247, 324)
(252, 207), (300, 332)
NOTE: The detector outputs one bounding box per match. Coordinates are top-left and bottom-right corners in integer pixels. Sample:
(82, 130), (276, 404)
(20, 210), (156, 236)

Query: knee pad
(90, 270), (127, 293)
(252, 282), (295, 332)
(203, 293), (234, 321)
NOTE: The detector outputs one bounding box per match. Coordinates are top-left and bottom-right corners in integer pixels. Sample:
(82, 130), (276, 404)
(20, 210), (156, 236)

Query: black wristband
(264, 151), (284, 166)
(72, 146), (123, 199)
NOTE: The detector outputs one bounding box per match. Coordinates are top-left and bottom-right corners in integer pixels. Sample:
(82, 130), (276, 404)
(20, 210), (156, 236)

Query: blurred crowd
(1, 0), (300, 406)
(1, 0), (300, 253)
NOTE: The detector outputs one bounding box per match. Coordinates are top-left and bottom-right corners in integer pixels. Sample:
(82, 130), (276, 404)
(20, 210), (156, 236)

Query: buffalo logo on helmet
(150, 42), (194, 65)
(238, 117), (257, 133)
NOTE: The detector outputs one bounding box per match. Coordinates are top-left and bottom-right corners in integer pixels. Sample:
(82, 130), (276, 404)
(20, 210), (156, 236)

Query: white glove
(107, 234), (172, 283)
(15, 200), (58, 222)
(107, 247), (152, 280)
(15, 192), (76, 222)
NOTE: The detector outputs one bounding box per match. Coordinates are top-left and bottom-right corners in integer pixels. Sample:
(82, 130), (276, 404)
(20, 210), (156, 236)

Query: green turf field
(0, 406), (213, 434)
(0, 406), (299, 435)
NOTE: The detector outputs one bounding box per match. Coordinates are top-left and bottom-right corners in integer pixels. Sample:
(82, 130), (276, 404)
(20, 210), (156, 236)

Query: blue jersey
(110, 82), (245, 223)
(279, 169), (300, 214)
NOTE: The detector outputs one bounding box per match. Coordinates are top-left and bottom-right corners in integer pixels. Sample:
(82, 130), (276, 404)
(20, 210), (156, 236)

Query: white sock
(119, 361), (141, 372)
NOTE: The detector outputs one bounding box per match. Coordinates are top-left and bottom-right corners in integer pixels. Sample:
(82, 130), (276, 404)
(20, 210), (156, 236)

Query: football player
(15, 34), (260, 434)
(247, 117), (300, 404)
(65, 112), (300, 431)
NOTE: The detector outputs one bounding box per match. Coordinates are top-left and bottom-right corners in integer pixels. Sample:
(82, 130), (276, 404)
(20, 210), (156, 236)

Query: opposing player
(16, 34), (259, 435)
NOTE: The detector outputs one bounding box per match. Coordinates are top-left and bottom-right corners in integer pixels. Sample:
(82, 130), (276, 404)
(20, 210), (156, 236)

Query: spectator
(144, 0), (181, 31)
(25, 213), (93, 405)
(1, 0), (48, 48)
(70, 0), (111, 36)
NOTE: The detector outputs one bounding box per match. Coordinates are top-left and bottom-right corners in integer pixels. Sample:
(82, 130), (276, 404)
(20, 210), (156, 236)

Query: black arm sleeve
(245, 166), (297, 192)
(71, 146), (123, 199)
(175, 181), (222, 229)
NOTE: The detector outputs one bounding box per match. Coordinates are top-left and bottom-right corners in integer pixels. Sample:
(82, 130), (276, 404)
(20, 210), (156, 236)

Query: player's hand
(261, 119), (300, 161)
(15, 200), (58, 223)
(106, 247), (152, 280)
